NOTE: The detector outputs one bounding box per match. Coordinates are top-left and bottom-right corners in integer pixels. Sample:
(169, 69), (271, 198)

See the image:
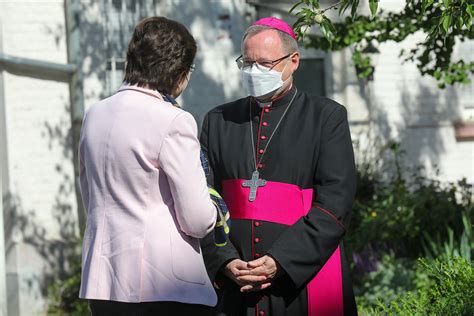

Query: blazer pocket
(170, 235), (207, 285)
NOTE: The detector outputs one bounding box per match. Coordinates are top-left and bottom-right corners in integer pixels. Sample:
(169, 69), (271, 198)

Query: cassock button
(259, 149), (264, 154)
(262, 122), (268, 126)
(254, 237), (261, 243)
(254, 221), (261, 227)
(257, 163), (264, 169)
(260, 135), (267, 140)
(264, 108), (270, 113)
(255, 253), (261, 258)
(259, 311), (265, 316)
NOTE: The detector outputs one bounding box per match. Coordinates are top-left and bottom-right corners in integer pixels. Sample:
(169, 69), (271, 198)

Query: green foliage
(355, 253), (417, 310)
(352, 50), (374, 79)
(378, 256), (474, 315)
(290, 0), (474, 87)
(350, 142), (474, 313)
(347, 142), (472, 259)
(355, 212), (473, 313)
(47, 243), (89, 316)
(423, 214), (473, 261)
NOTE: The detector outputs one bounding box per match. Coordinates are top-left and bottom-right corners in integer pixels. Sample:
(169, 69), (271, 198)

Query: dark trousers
(89, 299), (214, 316)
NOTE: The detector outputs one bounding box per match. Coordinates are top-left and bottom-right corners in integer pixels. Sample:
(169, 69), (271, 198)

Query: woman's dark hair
(124, 17), (197, 94)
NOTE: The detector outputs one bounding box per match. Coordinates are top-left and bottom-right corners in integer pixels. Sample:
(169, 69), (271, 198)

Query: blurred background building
(0, 0), (472, 315)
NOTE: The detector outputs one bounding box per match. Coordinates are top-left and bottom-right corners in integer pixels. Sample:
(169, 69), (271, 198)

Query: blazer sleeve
(78, 116), (89, 213)
(267, 104), (357, 289)
(199, 112), (241, 283)
(159, 111), (217, 239)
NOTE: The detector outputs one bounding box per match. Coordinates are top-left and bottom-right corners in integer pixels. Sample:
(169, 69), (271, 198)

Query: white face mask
(241, 60), (290, 98)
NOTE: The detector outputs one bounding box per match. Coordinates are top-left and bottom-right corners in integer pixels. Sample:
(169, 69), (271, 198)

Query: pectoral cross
(242, 170), (267, 202)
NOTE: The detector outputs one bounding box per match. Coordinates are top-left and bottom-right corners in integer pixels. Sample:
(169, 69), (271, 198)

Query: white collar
(256, 100), (272, 108)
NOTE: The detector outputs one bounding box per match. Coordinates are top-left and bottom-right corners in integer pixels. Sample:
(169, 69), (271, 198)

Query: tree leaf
(351, 0), (360, 19)
(369, 0), (379, 18)
(320, 21), (330, 40)
(339, 0), (351, 15)
(324, 16), (337, 33)
(456, 16), (464, 29)
(422, 0), (435, 12)
(442, 14), (451, 33)
(289, 1), (303, 14)
(463, 7), (473, 30)
(467, 5), (473, 20)
(309, 0), (320, 10)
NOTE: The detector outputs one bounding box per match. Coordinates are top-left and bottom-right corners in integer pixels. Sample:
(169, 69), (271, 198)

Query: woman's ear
(172, 71), (190, 98)
(179, 71), (189, 84)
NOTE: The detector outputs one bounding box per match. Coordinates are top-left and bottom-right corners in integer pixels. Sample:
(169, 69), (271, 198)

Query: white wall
(0, 3), (9, 315)
(0, 1), (77, 315)
(337, 0), (474, 184)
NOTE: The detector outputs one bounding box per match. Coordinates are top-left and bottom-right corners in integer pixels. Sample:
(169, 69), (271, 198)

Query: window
(101, 0), (157, 94)
(294, 58), (326, 97)
(105, 57), (126, 94)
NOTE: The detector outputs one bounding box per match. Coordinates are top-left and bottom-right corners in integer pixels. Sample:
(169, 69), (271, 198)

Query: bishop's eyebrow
(242, 57), (272, 63)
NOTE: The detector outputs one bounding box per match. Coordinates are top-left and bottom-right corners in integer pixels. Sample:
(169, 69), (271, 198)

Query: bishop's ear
(290, 52), (300, 72)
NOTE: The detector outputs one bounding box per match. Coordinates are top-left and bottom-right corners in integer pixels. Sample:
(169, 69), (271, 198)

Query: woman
(78, 17), (217, 315)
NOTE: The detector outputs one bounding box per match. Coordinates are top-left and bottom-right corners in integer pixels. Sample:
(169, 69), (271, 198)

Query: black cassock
(200, 85), (357, 316)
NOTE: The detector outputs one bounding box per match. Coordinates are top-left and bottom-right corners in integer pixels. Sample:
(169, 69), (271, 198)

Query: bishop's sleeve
(267, 104), (356, 289)
(199, 112), (241, 283)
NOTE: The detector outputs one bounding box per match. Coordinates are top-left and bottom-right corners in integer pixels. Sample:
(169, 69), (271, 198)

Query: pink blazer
(78, 85), (217, 305)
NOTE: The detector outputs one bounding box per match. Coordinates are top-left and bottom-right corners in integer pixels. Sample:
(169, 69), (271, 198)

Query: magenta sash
(222, 179), (344, 316)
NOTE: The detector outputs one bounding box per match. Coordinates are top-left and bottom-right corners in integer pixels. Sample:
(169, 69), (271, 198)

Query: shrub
(348, 142), (472, 265)
(378, 256), (474, 315)
(355, 252), (416, 311)
(349, 142), (473, 313)
(355, 205), (473, 313)
(47, 242), (89, 315)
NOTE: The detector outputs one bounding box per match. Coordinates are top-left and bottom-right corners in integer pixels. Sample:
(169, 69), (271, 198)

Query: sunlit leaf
(309, 0), (320, 9)
(324, 16), (336, 33)
(339, 0), (352, 15)
(422, 0), (435, 12)
(442, 14), (451, 33)
(289, 1), (303, 14)
(351, 0), (360, 19)
(369, 0), (379, 18)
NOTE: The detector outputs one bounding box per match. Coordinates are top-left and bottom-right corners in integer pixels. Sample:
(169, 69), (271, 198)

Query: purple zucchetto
(252, 17), (297, 41)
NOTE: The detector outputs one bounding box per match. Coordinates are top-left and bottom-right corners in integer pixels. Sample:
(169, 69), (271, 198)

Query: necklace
(242, 88), (298, 202)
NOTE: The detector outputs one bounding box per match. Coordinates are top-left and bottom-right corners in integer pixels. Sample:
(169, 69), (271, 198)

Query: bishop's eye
(256, 61), (273, 68)
(236, 56), (254, 70)
(242, 60), (255, 68)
